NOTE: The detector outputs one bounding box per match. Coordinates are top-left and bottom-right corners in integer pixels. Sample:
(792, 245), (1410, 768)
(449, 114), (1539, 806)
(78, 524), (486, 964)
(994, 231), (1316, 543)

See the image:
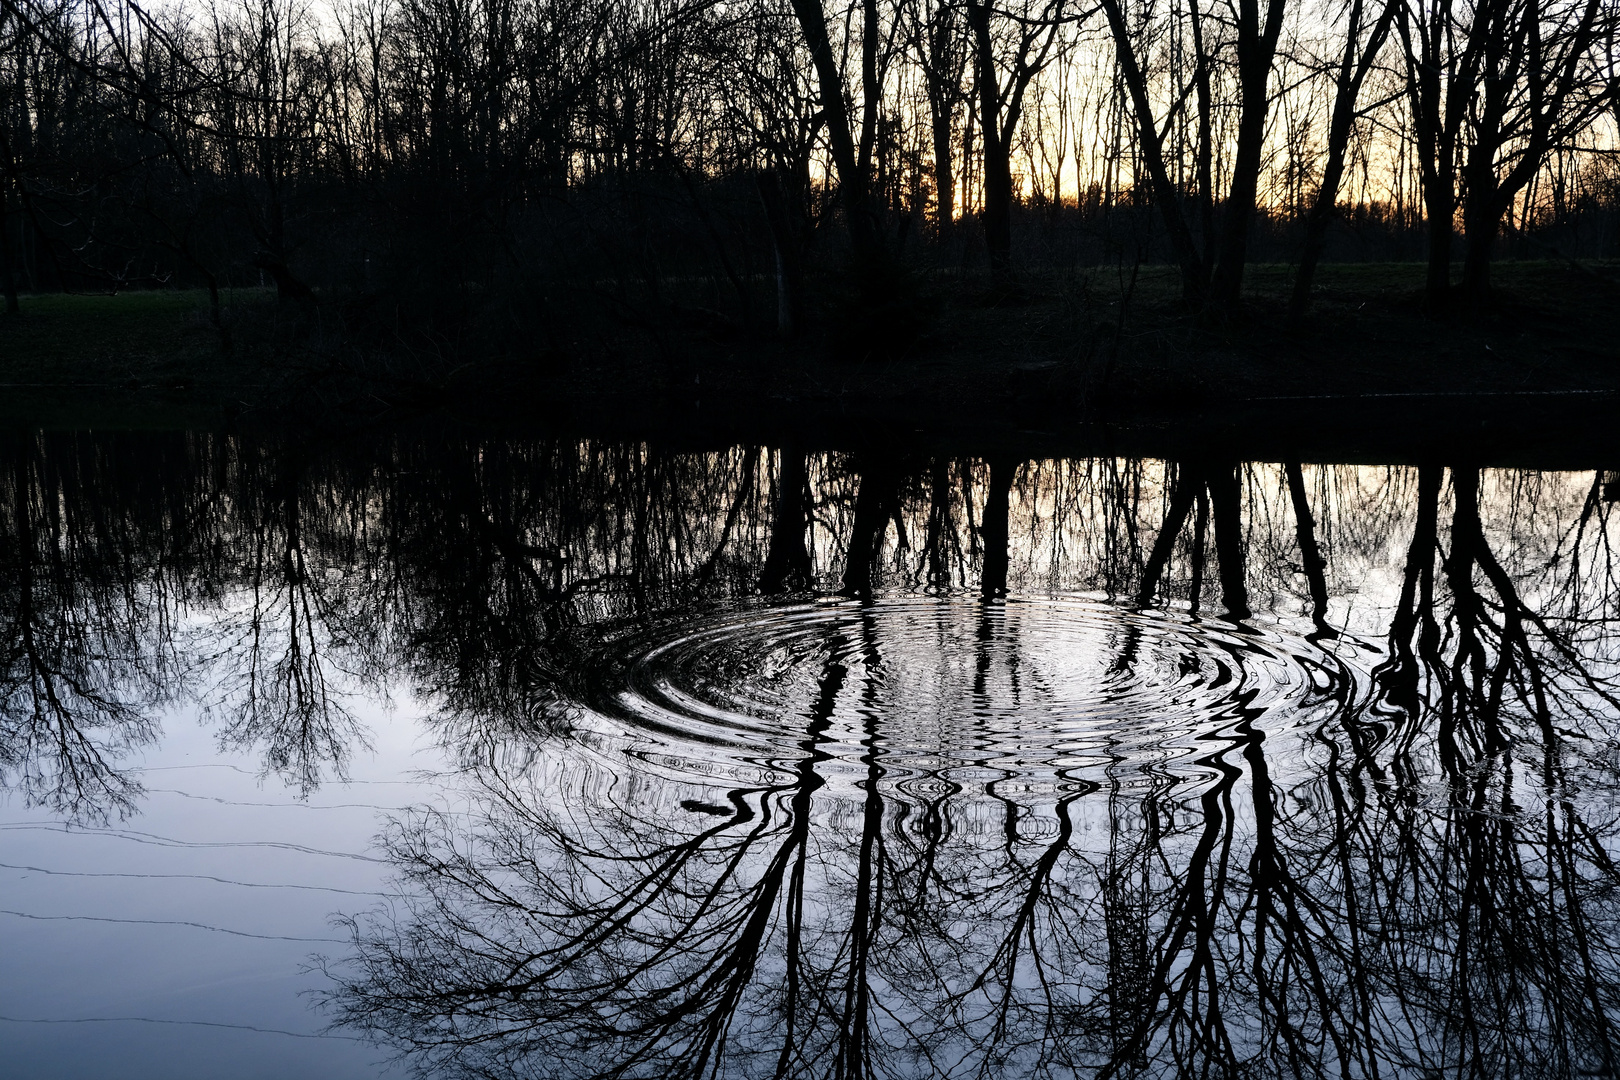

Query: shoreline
(3, 260), (1617, 467)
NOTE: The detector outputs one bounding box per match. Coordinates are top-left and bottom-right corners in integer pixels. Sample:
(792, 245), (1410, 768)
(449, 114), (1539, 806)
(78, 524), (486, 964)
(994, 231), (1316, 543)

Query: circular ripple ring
(582, 597), (1357, 798)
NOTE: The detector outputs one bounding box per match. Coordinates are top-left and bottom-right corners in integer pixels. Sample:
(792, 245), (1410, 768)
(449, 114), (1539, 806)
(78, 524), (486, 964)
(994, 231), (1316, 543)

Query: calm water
(3, 433), (1619, 1078)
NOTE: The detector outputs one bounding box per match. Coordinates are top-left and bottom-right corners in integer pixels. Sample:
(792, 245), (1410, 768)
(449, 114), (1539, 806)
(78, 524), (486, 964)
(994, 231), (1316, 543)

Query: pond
(3, 431), (1618, 1078)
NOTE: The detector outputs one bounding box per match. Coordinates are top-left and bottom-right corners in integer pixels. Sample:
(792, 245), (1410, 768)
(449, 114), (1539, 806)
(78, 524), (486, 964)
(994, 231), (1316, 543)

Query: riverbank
(3, 261), (1617, 464)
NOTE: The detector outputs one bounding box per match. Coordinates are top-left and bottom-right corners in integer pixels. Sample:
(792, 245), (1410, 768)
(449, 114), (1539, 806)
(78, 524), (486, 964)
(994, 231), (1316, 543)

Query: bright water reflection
(2, 434), (1619, 1078)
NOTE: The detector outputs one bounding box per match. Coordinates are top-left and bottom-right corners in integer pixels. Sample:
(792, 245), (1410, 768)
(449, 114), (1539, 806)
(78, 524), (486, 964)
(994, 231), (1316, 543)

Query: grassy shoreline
(2, 262), (1616, 462)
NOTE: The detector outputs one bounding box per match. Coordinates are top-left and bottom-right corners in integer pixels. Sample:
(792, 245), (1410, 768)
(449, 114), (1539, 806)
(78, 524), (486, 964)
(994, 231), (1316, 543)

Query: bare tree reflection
(842, 455), (906, 598)
(1284, 460), (1335, 639)
(0, 435), (167, 820)
(760, 443), (813, 593)
(5, 428), (1620, 1080)
(323, 459), (1620, 1079)
(329, 631), (855, 1078)
(978, 457), (1016, 599)
(200, 448), (373, 793)
(1135, 459), (1252, 620)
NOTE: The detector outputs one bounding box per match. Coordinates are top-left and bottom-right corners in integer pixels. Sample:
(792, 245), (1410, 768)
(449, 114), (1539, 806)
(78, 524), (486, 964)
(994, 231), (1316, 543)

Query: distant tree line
(0, 0), (1616, 335)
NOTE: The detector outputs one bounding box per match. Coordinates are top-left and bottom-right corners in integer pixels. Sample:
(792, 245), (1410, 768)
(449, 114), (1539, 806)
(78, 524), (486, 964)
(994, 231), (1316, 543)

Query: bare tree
(966, 0), (1071, 274)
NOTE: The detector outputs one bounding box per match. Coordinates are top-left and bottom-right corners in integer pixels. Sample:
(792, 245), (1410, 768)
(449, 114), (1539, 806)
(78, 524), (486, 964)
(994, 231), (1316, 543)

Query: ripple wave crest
(576, 597), (1357, 799)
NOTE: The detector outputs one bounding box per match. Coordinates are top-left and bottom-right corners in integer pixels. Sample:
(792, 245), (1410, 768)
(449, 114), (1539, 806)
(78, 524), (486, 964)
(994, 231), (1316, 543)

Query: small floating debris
(680, 799), (734, 817)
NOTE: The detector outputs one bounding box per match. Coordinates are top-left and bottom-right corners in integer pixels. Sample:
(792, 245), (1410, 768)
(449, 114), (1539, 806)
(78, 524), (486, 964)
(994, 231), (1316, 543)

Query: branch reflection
(1, 432), (1618, 1079)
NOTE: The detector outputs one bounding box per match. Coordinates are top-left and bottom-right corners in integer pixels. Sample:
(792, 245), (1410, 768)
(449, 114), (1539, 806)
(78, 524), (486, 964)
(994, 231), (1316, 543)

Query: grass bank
(2, 262), (1617, 462)
(0, 286), (394, 428)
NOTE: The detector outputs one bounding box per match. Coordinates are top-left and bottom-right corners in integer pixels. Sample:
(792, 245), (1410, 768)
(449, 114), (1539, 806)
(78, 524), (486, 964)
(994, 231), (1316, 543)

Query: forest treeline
(0, 0), (1616, 344)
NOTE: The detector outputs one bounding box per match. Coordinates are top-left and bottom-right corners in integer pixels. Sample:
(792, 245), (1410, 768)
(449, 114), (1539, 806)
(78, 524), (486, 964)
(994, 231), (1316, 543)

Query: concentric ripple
(577, 596), (1360, 799)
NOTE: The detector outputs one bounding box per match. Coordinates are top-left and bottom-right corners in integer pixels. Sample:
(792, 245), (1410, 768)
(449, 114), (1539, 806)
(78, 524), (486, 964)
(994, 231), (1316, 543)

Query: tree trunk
(1290, 0), (1396, 319)
(968, 0), (1012, 275)
(1457, 11), (1510, 316)
(1288, 149), (1348, 319)
(204, 271), (232, 352)
(931, 96), (956, 237)
(1424, 184), (1454, 309)
(1188, 0), (1217, 274)
(786, 0), (883, 265)
(0, 183), (18, 315)
(1207, 0), (1287, 314)
(1461, 200), (1498, 312)
(981, 137), (1014, 275)
(1396, 4), (1461, 313)
(756, 170), (804, 338)
(1098, 0), (1208, 305)
(922, 1), (963, 241)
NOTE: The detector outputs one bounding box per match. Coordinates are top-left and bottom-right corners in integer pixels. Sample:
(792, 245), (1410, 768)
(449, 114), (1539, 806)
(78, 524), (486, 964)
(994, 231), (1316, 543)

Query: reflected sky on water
(3, 433), (1619, 1078)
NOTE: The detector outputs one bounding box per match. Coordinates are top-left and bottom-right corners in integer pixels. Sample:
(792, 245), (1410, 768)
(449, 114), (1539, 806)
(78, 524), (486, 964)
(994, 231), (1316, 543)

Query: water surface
(3, 434), (1618, 1077)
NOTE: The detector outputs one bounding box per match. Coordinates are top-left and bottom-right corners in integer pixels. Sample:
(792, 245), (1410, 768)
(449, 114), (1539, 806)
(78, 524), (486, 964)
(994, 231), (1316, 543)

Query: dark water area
(3, 430), (1620, 1078)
